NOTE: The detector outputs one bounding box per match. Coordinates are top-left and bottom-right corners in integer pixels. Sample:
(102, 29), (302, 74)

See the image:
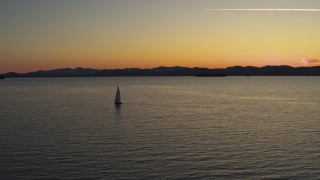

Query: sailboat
(114, 86), (122, 105)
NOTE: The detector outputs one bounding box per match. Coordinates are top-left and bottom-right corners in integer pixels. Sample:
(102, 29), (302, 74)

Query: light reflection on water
(0, 77), (319, 179)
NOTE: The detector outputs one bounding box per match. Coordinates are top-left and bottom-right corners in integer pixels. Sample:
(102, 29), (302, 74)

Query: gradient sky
(1, 0), (320, 73)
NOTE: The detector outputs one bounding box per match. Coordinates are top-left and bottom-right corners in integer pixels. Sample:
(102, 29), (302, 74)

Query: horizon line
(205, 8), (320, 12)
(2, 65), (320, 74)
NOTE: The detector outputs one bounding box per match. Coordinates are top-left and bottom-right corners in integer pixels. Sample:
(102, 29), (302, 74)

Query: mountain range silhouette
(1, 66), (320, 77)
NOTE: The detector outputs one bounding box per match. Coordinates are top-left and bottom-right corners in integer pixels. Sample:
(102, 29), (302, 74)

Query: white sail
(114, 86), (121, 103)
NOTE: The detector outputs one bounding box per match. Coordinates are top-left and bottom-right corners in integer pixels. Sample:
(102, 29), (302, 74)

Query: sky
(1, 0), (320, 73)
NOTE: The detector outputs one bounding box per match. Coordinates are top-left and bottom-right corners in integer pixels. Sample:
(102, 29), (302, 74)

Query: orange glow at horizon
(1, 1), (320, 73)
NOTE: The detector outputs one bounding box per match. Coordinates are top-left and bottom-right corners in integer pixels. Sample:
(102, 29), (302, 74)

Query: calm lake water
(0, 77), (319, 179)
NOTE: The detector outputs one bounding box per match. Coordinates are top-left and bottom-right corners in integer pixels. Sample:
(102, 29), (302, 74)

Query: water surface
(0, 77), (319, 179)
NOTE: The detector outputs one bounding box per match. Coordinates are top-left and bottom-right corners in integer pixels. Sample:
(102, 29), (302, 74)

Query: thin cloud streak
(205, 9), (320, 12)
(301, 58), (320, 65)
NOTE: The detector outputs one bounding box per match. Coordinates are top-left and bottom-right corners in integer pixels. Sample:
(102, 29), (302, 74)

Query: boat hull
(114, 101), (122, 105)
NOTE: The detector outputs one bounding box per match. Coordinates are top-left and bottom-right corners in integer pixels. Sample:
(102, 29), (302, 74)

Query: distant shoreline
(1, 66), (320, 78)
(3, 75), (320, 79)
